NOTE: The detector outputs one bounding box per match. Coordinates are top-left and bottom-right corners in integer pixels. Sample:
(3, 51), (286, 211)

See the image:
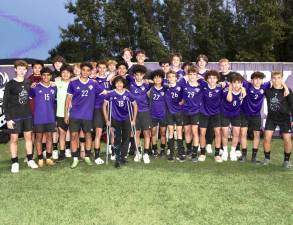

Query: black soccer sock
(252, 148), (258, 157)
(72, 151), (78, 158)
(264, 151), (270, 160)
(215, 148), (220, 157)
(11, 157), (18, 163)
(192, 146), (198, 156)
(236, 142), (241, 151)
(242, 148), (247, 156)
(85, 150), (91, 157)
(46, 152), (52, 159)
(186, 142), (192, 151)
(38, 154), (43, 160)
(94, 148), (100, 159)
(168, 138), (174, 155)
(284, 152), (291, 161)
(77, 148), (80, 157)
(152, 144), (157, 151)
(42, 143), (46, 151)
(130, 137), (135, 146)
(160, 143), (166, 150)
(200, 147), (206, 155)
(27, 154), (33, 161)
(65, 141), (70, 149)
(53, 142), (58, 150)
(59, 149), (65, 157)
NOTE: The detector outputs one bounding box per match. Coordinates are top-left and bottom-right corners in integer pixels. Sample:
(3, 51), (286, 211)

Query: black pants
(112, 118), (131, 161)
(205, 123), (214, 145)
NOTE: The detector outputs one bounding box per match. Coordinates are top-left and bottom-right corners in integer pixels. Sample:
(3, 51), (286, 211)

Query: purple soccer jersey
(150, 86), (167, 120)
(95, 76), (112, 109)
(127, 76), (151, 112)
(29, 83), (56, 124)
(105, 90), (135, 121)
(164, 82), (183, 114)
(176, 69), (185, 79)
(199, 80), (222, 116)
(180, 78), (202, 115)
(242, 80), (270, 116)
(221, 85), (243, 117)
(67, 78), (98, 120)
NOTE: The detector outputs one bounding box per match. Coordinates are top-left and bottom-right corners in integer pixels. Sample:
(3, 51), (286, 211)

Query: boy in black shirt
(263, 71), (293, 169)
(3, 60), (38, 173)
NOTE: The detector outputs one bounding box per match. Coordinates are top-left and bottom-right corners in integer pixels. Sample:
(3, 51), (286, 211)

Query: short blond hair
(218, 58), (230, 64)
(271, 71), (283, 78)
(107, 59), (118, 66)
(14, 60), (28, 69)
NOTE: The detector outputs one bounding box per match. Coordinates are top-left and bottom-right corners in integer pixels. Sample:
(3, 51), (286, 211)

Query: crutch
(106, 101), (112, 165)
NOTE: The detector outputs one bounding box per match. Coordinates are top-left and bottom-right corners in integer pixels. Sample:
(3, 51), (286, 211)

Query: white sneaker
(11, 162), (19, 173)
(230, 150), (237, 161)
(215, 156), (223, 163)
(219, 149), (224, 156)
(235, 150), (242, 158)
(110, 154), (116, 161)
(167, 149), (170, 155)
(65, 149), (71, 158)
(42, 150), (46, 159)
(94, 157), (104, 165)
(52, 150), (59, 160)
(27, 160), (38, 169)
(134, 153), (142, 162)
(143, 153), (150, 164)
(221, 150), (228, 161)
(206, 144), (213, 154)
(108, 145), (112, 155)
(198, 155), (206, 162)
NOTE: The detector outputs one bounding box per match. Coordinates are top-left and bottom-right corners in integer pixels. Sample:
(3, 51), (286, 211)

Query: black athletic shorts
(93, 108), (105, 129)
(183, 113), (200, 126)
(34, 123), (56, 133)
(199, 113), (221, 128)
(221, 114), (241, 127)
(56, 117), (69, 131)
(9, 118), (33, 134)
(69, 118), (93, 132)
(136, 111), (151, 131)
(166, 112), (183, 126)
(240, 114), (261, 131)
(265, 117), (292, 134)
(151, 118), (167, 128)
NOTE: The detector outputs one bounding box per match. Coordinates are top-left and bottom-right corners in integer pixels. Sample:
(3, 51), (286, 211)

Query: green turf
(0, 139), (293, 225)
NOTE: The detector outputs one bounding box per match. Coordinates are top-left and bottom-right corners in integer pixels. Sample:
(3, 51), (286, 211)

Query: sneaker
(261, 158), (271, 166)
(191, 154), (198, 163)
(235, 150), (242, 158)
(38, 159), (44, 168)
(167, 154), (175, 161)
(215, 156), (223, 163)
(153, 149), (158, 158)
(206, 144), (213, 154)
(177, 154), (186, 162)
(221, 150), (228, 161)
(186, 149), (192, 157)
(239, 155), (247, 163)
(198, 154), (206, 162)
(110, 154), (116, 161)
(52, 150), (59, 160)
(282, 161), (292, 169)
(166, 149), (170, 156)
(46, 158), (55, 166)
(143, 153), (150, 164)
(159, 150), (165, 157)
(108, 145), (112, 155)
(251, 156), (259, 163)
(57, 154), (65, 162)
(84, 157), (93, 166)
(11, 162), (19, 173)
(42, 150), (46, 159)
(219, 149), (224, 156)
(94, 157), (104, 165)
(65, 149), (71, 158)
(134, 153), (142, 162)
(71, 159), (79, 169)
(27, 160), (38, 169)
(230, 150), (237, 161)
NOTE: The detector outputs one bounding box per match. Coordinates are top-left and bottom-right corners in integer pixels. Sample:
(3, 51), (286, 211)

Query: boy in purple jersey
(103, 76), (138, 168)
(180, 66), (202, 162)
(30, 67), (57, 167)
(171, 53), (185, 79)
(221, 73), (246, 162)
(3, 60), (38, 173)
(93, 60), (111, 165)
(198, 70), (222, 162)
(164, 71), (185, 161)
(149, 70), (167, 157)
(65, 62), (103, 169)
(262, 71), (293, 169)
(127, 65), (152, 163)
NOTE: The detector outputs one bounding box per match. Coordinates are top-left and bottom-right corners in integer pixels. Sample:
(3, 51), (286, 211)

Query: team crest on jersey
(250, 90), (254, 94)
(50, 89), (55, 94)
(260, 89), (264, 94)
(141, 86), (145, 91)
(76, 86), (80, 90)
(123, 96), (128, 101)
(114, 97), (117, 100)
(215, 89), (220, 93)
(160, 92), (164, 96)
(38, 90), (42, 93)
(88, 85), (93, 90)
(176, 87), (181, 91)
(195, 88), (200, 92)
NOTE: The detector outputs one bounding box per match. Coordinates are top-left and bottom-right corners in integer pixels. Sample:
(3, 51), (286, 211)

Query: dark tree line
(48, 0), (293, 62)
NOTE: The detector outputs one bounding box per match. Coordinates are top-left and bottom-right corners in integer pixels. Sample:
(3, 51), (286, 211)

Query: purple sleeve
(127, 92), (135, 102)
(126, 75), (134, 83)
(177, 78), (186, 87)
(242, 79), (249, 89)
(29, 87), (36, 98)
(262, 81), (271, 90)
(198, 78), (207, 87)
(67, 81), (74, 95)
(96, 83), (104, 95)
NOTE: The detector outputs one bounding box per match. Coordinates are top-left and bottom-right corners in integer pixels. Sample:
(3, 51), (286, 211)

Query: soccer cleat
(38, 159), (44, 168)
(134, 152), (142, 162)
(221, 150), (228, 161)
(11, 162), (19, 173)
(159, 150), (165, 157)
(198, 154), (206, 162)
(65, 149), (72, 158)
(230, 150), (237, 161)
(235, 150), (242, 158)
(239, 155), (247, 163)
(177, 153), (186, 162)
(57, 154), (65, 162)
(94, 157), (104, 165)
(52, 150), (59, 160)
(261, 158), (271, 166)
(206, 144), (213, 154)
(143, 153), (150, 164)
(215, 156), (223, 163)
(71, 159), (79, 169)
(191, 154), (198, 163)
(46, 158), (55, 166)
(153, 149), (158, 158)
(27, 160), (38, 169)
(282, 161), (292, 169)
(84, 157), (93, 166)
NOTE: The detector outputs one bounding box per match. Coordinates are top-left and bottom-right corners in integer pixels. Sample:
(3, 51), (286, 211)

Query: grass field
(0, 139), (293, 225)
